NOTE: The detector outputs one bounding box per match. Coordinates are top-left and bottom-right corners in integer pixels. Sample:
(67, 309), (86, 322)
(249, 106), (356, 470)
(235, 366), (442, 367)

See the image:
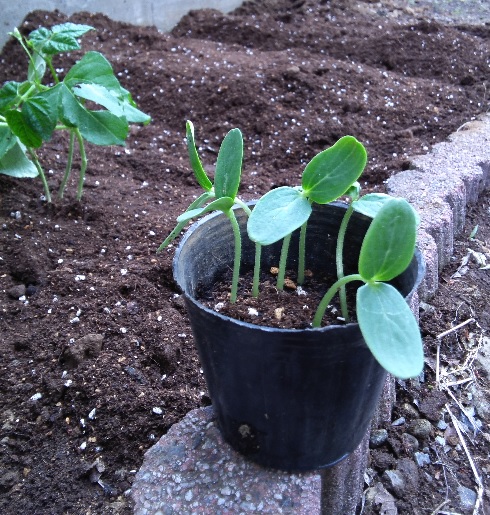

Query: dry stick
(436, 318), (475, 340)
(429, 499), (450, 515)
(445, 388), (479, 439)
(435, 318), (476, 388)
(446, 404), (484, 515)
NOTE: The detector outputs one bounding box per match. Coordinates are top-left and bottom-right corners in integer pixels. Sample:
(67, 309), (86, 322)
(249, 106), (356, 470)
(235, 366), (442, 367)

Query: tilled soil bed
(0, 1), (489, 513)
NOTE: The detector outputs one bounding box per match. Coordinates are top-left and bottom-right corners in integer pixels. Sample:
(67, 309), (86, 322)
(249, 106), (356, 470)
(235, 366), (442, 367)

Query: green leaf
(214, 128), (243, 200)
(186, 121), (212, 191)
(0, 81), (26, 112)
(176, 196), (235, 223)
(0, 140), (38, 177)
(157, 191), (215, 251)
(72, 83), (150, 124)
(64, 52), (123, 92)
(358, 198), (417, 282)
(28, 52), (47, 83)
(59, 83), (128, 145)
(0, 126), (17, 158)
(302, 136), (367, 204)
(22, 95), (57, 141)
(357, 282), (424, 379)
(353, 193), (420, 225)
(247, 186), (312, 245)
(29, 23), (94, 55)
(352, 193), (393, 218)
(6, 109), (42, 148)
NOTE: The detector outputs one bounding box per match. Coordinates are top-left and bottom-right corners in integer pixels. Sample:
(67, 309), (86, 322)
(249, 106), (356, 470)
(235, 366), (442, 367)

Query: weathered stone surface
(132, 406), (323, 514)
(321, 431), (369, 514)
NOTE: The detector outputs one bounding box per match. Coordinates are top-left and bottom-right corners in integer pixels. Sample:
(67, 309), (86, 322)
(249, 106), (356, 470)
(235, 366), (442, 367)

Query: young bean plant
(0, 23), (150, 201)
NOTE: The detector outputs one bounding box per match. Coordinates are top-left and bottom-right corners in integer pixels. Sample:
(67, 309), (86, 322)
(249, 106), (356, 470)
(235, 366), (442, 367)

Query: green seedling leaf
(64, 52), (122, 92)
(359, 198), (417, 282)
(352, 193), (392, 218)
(357, 282), (424, 379)
(72, 83), (150, 124)
(157, 191), (215, 251)
(176, 196), (235, 223)
(186, 120), (212, 191)
(6, 109), (42, 148)
(247, 186), (312, 245)
(0, 141), (38, 177)
(59, 83), (128, 145)
(0, 81), (28, 112)
(29, 23), (94, 55)
(0, 126), (17, 159)
(344, 181), (361, 201)
(353, 193), (421, 225)
(302, 135), (367, 204)
(22, 95), (57, 141)
(214, 128), (243, 199)
(27, 52), (47, 83)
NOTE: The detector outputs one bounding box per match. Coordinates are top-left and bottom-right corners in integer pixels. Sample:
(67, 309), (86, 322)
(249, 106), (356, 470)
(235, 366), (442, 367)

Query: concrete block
(387, 167), (466, 235)
(132, 405), (373, 515)
(0, 0), (243, 50)
(132, 406), (324, 514)
(415, 230), (439, 301)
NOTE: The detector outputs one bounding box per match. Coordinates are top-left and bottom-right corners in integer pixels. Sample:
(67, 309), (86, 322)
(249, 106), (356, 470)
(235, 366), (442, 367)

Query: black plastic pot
(173, 202), (424, 471)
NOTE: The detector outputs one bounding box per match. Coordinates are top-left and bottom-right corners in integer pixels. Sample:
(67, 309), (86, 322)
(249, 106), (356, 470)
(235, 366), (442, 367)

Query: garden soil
(0, 0), (489, 513)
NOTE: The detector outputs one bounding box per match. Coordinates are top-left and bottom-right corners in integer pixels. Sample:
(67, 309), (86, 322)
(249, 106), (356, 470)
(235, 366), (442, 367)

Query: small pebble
(457, 485), (477, 510)
(401, 433), (419, 453)
(369, 429), (388, 448)
(437, 419), (448, 430)
(407, 419), (432, 440)
(392, 416), (405, 426)
(414, 452), (431, 467)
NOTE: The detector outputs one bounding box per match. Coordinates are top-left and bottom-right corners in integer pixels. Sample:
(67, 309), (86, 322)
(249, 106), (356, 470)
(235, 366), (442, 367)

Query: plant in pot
(0, 23), (150, 201)
(159, 121), (425, 471)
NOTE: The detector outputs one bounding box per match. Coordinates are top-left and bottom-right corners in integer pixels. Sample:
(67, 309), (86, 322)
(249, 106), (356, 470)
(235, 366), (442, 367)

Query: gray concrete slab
(0, 0), (243, 50)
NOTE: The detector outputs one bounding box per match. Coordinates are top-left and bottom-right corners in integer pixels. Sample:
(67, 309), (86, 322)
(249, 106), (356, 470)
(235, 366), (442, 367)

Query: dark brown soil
(199, 265), (361, 329)
(0, 1), (489, 513)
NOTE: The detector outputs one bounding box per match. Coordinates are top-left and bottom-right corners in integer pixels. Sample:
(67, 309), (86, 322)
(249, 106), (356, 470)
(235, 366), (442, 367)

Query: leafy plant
(161, 122), (424, 379)
(0, 23), (150, 201)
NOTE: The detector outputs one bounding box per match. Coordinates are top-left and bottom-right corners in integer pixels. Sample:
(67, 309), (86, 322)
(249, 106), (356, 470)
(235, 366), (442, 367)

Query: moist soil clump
(0, 1), (489, 513)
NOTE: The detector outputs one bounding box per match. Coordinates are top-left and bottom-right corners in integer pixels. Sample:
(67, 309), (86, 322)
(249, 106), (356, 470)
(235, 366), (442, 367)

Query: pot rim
(173, 202), (426, 334)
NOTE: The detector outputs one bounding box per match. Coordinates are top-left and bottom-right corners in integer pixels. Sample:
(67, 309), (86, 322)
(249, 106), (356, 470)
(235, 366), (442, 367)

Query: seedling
(160, 123), (424, 378)
(0, 23), (150, 201)
(158, 121), (248, 303)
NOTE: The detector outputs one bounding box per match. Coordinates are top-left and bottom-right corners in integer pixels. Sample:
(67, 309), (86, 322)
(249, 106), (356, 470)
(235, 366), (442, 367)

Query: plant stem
(58, 130), (76, 199)
(312, 273), (364, 328)
(252, 242), (262, 298)
(75, 129), (88, 201)
(234, 198), (252, 216)
(46, 58), (60, 84)
(277, 233), (292, 290)
(225, 209), (242, 303)
(27, 149), (51, 202)
(297, 221), (307, 285)
(336, 203), (355, 321)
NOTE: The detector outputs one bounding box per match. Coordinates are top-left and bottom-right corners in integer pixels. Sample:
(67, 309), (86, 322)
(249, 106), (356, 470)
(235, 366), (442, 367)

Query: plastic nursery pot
(173, 202), (424, 471)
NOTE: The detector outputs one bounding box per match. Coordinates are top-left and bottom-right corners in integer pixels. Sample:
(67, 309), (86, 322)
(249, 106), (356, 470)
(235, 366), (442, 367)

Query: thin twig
(446, 404), (484, 515)
(430, 499), (450, 515)
(445, 389), (479, 438)
(436, 318), (475, 339)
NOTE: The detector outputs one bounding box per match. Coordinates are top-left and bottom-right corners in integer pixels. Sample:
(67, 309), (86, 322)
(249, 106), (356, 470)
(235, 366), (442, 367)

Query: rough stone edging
(131, 114), (490, 514)
(387, 114), (490, 300)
